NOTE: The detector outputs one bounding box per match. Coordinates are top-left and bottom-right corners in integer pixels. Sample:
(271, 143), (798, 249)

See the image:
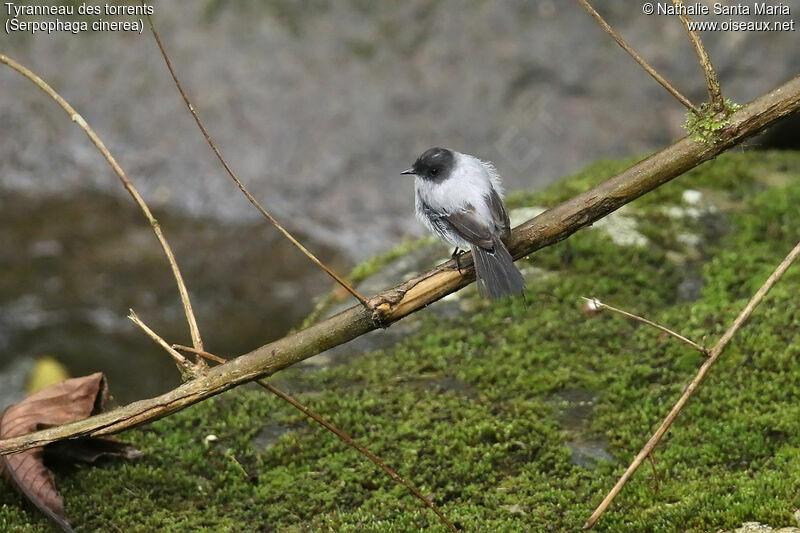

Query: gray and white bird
(401, 147), (525, 299)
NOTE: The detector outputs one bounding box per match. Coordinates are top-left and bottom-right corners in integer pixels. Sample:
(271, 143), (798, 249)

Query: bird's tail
(471, 238), (526, 300)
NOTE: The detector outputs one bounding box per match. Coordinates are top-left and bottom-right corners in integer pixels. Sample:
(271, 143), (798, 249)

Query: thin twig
(261, 381), (456, 532)
(144, 15), (368, 306)
(173, 344), (227, 364)
(584, 297), (707, 355)
(128, 310), (196, 377)
(647, 451), (659, 492)
(584, 238), (800, 529)
(671, 0), (725, 114)
(224, 452), (250, 479)
(0, 53), (206, 362)
(172, 344), (456, 532)
(576, 0), (701, 115)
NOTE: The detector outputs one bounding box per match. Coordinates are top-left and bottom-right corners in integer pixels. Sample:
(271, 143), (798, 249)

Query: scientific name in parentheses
(657, 2), (791, 16)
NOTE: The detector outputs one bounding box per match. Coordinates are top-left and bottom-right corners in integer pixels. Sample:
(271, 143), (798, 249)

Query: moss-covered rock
(2, 151), (800, 532)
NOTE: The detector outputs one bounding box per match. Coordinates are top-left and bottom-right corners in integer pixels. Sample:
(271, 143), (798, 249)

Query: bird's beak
(401, 168), (415, 175)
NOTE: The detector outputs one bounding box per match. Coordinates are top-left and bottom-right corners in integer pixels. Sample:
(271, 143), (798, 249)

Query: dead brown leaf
(0, 372), (142, 532)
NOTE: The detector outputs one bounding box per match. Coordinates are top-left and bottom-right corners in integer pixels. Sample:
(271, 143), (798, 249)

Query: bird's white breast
(414, 151), (501, 220)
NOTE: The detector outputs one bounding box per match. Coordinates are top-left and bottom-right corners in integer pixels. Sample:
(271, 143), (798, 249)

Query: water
(0, 189), (342, 404)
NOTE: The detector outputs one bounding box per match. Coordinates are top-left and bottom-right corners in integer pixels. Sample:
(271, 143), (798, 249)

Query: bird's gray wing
(442, 204), (495, 250)
(419, 200), (457, 244)
(487, 188), (511, 240)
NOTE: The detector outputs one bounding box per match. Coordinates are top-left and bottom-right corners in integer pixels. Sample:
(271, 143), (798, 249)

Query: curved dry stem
(671, 0), (725, 113)
(576, 0), (700, 114)
(584, 238), (800, 529)
(144, 15), (368, 306)
(129, 311), (197, 379)
(0, 52), (205, 359)
(584, 297), (707, 354)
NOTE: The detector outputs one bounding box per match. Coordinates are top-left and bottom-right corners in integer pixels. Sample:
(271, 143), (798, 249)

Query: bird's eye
(431, 167), (439, 175)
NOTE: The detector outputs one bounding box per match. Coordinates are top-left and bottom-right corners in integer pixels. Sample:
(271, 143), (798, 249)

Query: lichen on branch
(684, 100), (744, 143)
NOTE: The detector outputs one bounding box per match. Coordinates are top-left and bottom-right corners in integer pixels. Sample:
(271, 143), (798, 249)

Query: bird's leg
(451, 248), (465, 275)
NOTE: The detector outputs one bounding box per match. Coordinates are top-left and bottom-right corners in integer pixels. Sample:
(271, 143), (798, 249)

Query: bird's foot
(451, 248), (466, 275)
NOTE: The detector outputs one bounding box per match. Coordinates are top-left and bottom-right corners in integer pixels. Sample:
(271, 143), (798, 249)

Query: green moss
(684, 100), (744, 144)
(3, 151), (800, 532)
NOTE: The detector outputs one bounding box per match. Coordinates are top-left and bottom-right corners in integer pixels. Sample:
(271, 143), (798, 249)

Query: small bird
(401, 147), (525, 299)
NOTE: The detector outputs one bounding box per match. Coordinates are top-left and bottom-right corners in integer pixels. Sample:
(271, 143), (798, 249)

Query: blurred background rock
(1, 0), (798, 402)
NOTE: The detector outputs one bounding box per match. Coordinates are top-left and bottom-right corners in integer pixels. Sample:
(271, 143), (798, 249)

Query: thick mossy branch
(1, 75), (800, 458)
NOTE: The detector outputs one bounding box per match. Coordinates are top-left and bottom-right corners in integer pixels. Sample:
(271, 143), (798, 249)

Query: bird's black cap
(401, 147), (455, 181)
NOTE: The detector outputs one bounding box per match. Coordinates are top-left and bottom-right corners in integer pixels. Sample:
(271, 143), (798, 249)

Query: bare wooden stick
(583, 297), (707, 354)
(0, 53), (206, 361)
(671, 0), (725, 113)
(173, 344), (227, 364)
(584, 238), (800, 529)
(129, 311), (196, 377)
(647, 452), (659, 492)
(1, 73), (799, 458)
(576, 0), (701, 115)
(144, 16), (368, 306)
(171, 345), (456, 532)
